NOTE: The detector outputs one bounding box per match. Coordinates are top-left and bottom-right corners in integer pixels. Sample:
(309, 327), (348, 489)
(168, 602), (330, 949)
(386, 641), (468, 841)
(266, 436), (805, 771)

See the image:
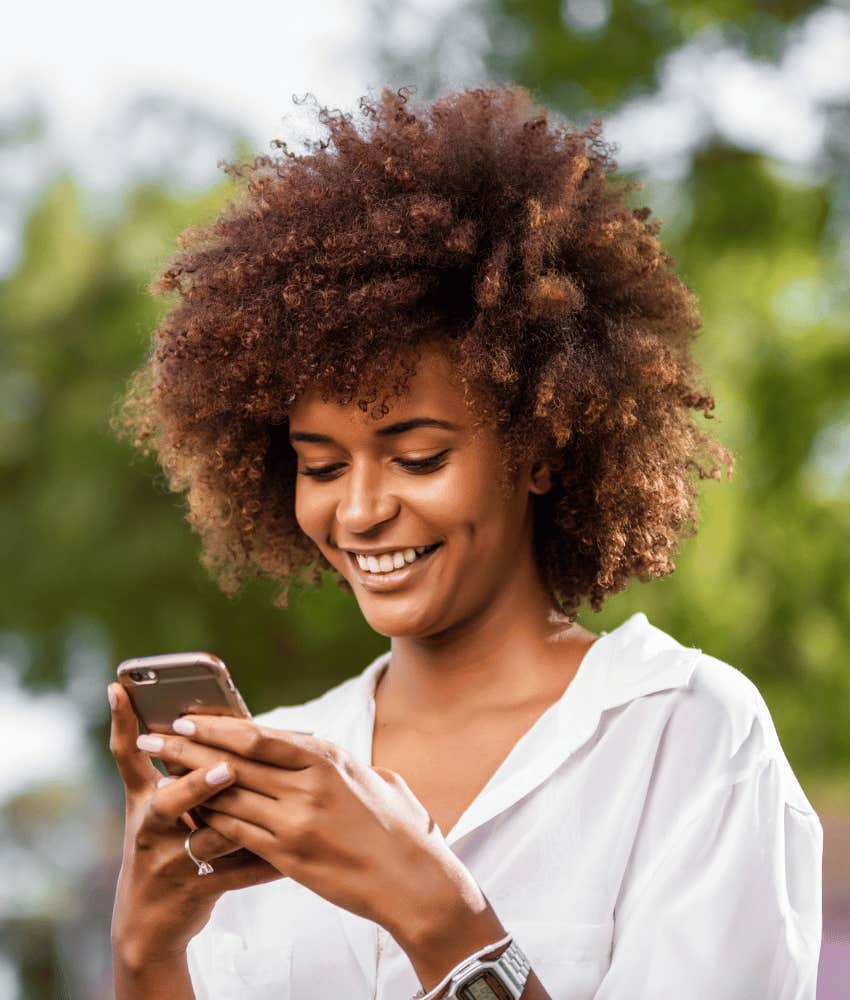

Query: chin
(356, 600), (442, 639)
(360, 610), (427, 639)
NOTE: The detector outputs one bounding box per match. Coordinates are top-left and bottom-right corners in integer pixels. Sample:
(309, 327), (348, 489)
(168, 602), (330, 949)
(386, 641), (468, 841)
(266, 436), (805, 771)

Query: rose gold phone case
(116, 651), (251, 735)
(116, 651), (252, 830)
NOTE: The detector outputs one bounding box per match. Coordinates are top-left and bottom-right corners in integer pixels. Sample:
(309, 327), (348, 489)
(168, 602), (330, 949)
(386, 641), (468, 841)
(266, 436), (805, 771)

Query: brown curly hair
(112, 83), (734, 617)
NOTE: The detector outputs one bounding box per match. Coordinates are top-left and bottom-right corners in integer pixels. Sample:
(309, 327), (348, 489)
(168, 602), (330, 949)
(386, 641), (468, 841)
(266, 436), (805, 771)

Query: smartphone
(116, 651), (254, 829)
(116, 651), (314, 832)
(117, 650), (251, 733)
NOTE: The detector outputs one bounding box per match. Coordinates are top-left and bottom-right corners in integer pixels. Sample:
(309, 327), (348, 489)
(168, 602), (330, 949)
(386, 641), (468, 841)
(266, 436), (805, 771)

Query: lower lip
(347, 545), (443, 592)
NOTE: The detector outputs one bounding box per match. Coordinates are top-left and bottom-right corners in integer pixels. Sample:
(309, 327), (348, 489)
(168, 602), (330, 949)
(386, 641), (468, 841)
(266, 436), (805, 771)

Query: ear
(528, 459), (555, 496)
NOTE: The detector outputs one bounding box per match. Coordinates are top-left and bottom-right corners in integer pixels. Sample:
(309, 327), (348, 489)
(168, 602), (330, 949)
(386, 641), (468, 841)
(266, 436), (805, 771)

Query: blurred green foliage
(0, 172), (388, 712)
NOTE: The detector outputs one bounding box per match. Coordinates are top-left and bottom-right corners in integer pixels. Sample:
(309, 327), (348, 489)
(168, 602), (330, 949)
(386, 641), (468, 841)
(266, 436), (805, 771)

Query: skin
(108, 684), (283, 991)
(110, 340), (595, 999)
(290, 341), (598, 723)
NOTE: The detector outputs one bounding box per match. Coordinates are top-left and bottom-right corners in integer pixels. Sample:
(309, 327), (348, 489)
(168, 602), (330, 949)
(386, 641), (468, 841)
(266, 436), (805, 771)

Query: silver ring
(184, 829), (214, 876)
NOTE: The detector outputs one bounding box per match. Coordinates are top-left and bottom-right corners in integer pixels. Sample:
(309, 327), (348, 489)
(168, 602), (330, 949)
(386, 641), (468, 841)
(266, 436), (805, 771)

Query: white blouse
(185, 611), (823, 999)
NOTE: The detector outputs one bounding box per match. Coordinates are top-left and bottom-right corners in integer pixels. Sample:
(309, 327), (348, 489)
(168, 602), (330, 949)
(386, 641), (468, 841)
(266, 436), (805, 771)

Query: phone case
(116, 651), (251, 829)
(116, 651), (251, 734)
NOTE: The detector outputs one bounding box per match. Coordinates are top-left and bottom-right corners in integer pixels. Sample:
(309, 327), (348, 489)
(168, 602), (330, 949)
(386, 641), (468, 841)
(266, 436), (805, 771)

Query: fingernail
(107, 686), (117, 711)
(205, 762), (230, 785)
(136, 734), (164, 752)
(157, 776), (176, 788)
(172, 718), (195, 736)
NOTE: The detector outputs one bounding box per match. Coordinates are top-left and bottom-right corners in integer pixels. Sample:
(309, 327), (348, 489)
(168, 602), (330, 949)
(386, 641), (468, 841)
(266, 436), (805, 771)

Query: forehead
(288, 344), (472, 433)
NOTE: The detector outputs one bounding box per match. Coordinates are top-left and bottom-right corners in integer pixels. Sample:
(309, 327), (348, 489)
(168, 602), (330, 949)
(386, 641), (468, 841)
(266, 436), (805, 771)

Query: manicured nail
(157, 776), (176, 788)
(205, 762), (230, 785)
(107, 686), (117, 711)
(136, 734), (164, 752)
(172, 718), (195, 736)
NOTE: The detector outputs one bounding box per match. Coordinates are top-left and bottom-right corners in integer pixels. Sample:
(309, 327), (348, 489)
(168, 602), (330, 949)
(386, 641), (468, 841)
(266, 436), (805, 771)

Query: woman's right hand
(108, 682), (283, 973)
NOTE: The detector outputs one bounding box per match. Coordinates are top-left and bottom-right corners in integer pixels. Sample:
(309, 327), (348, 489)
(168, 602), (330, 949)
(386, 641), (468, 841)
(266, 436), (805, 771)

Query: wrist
(390, 849), (487, 950)
(113, 944), (194, 1000)
(395, 882), (508, 994)
(112, 931), (188, 978)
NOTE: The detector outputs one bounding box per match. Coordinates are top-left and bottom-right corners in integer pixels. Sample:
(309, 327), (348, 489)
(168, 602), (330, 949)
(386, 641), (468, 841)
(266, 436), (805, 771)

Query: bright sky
(2, 0), (379, 205)
(5, 1), (372, 145)
(4, 1), (849, 192)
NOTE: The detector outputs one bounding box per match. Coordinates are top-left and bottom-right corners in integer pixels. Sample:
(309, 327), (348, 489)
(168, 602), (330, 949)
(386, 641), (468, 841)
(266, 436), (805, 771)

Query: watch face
(457, 970), (513, 1000)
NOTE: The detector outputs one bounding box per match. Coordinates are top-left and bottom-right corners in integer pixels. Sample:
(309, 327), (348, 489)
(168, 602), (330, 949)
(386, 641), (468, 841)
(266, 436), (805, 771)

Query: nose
(334, 460), (399, 535)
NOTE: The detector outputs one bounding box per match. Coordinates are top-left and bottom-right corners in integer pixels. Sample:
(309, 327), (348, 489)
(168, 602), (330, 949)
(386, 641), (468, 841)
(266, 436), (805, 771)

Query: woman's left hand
(136, 716), (482, 946)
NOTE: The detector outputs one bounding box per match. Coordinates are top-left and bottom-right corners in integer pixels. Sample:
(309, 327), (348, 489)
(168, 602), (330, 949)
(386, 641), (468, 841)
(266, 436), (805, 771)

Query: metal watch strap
(412, 936), (531, 1000)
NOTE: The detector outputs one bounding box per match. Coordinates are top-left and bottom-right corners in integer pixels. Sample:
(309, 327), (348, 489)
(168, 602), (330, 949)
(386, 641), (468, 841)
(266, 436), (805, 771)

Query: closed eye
(299, 450), (451, 481)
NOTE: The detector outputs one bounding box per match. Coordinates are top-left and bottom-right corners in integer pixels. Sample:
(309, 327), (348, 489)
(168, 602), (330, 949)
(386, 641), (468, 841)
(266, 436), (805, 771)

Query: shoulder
(671, 651), (765, 767)
(602, 613), (816, 817)
(660, 649), (817, 816)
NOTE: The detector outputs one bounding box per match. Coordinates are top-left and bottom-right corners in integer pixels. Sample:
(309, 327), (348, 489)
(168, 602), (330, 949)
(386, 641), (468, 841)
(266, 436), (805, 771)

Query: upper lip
(342, 543), (441, 556)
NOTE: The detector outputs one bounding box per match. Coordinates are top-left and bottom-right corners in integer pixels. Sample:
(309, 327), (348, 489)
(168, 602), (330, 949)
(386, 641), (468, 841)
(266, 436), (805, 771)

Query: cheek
(294, 484), (331, 544)
(431, 464), (504, 540)
(472, 469), (529, 550)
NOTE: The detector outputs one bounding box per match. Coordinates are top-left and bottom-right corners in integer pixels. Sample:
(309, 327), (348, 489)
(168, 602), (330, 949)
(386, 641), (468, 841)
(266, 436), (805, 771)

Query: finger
(205, 853), (285, 893)
(163, 763), (192, 778)
(146, 760), (238, 833)
(200, 806), (277, 859)
(137, 733), (286, 796)
(197, 784), (277, 833)
(155, 780), (222, 836)
(108, 683), (161, 793)
(172, 812), (248, 863)
(170, 715), (319, 769)
(169, 818), (284, 888)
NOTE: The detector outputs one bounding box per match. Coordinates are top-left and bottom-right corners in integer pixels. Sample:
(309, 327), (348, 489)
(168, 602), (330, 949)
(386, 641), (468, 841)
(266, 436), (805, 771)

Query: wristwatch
(415, 936), (531, 1000)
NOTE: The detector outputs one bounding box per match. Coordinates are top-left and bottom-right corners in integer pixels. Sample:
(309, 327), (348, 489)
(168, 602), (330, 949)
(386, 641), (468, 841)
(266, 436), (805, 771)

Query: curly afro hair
(112, 83), (734, 618)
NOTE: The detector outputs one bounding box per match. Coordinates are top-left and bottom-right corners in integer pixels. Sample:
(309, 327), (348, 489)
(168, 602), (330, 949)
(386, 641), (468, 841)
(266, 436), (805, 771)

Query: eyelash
(299, 450), (450, 482)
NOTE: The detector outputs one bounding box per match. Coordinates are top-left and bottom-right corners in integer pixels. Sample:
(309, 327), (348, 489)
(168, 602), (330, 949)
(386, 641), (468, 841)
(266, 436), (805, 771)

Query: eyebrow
(289, 417), (462, 444)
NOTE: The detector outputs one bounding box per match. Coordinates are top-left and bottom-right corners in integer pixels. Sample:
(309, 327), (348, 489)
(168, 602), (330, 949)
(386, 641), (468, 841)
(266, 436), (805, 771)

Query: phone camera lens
(129, 669), (143, 681)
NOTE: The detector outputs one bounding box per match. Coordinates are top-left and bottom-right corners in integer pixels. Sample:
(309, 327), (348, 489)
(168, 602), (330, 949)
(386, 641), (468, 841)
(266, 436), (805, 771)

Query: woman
(108, 85), (822, 999)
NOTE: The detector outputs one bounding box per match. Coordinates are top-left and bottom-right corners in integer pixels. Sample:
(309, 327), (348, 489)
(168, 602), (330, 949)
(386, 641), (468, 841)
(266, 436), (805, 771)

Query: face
(288, 343), (546, 639)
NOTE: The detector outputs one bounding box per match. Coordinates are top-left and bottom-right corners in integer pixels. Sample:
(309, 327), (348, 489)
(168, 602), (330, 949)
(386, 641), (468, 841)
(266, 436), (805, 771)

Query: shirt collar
(306, 612), (699, 991)
(311, 611), (700, 846)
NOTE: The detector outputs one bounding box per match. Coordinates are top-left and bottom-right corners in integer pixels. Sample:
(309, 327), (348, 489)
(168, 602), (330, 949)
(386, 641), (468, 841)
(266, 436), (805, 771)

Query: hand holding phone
(116, 651), (251, 827)
(107, 672), (284, 970)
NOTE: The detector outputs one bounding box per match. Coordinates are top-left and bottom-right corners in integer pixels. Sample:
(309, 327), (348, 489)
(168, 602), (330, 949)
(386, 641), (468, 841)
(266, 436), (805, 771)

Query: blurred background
(1, 0), (848, 996)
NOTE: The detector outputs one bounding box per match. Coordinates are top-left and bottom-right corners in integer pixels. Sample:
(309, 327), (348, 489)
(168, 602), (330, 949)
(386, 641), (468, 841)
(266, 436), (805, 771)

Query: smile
(346, 542), (443, 591)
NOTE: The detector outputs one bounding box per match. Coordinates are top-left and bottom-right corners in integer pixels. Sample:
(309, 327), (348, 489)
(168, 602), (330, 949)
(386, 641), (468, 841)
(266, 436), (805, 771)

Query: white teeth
(354, 545), (438, 574)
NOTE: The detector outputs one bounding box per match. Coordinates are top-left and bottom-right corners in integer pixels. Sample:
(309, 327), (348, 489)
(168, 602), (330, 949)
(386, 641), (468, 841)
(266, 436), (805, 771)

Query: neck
(378, 545), (596, 727)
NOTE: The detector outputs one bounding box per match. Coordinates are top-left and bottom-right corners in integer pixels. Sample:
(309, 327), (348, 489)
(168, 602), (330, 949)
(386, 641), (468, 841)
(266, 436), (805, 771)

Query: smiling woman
(286, 343), (564, 641)
(111, 83), (733, 621)
(107, 83), (822, 1000)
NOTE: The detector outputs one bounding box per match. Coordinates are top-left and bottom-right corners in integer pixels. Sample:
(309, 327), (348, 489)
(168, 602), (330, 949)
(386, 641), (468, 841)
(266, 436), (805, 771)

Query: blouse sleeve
(184, 925), (214, 1000)
(593, 754), (823, 1000)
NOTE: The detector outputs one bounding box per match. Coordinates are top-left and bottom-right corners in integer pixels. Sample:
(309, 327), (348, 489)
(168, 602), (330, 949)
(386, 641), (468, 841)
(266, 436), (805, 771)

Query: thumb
(108, 682), (161, 794)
